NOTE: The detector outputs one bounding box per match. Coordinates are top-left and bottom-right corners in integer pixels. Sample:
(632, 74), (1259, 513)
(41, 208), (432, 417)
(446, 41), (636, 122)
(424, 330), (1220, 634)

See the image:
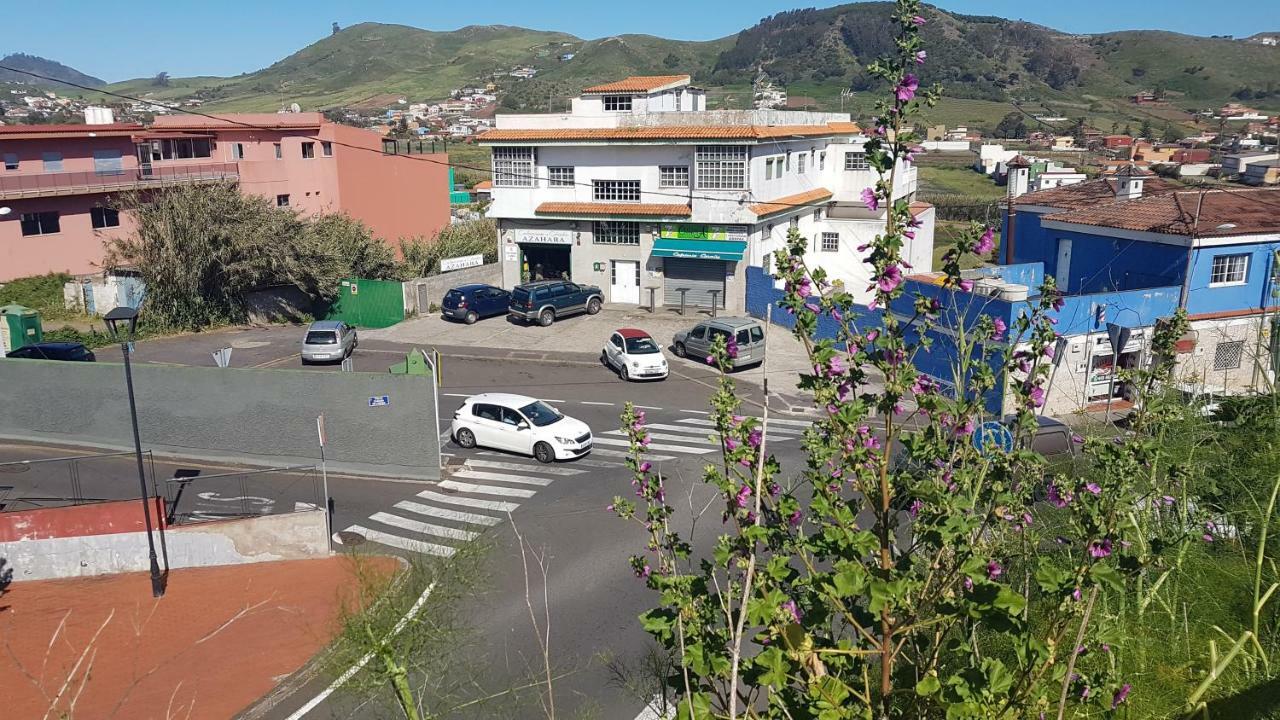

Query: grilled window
(659, 165), (690, 187)
(20, 211), (59, 236)
(1214, 340), (1244, 371)
(603, 95), (633, 111)
(818, 151), (826, 170)
(548, 166), (575, 187)
(695, 145), (748, 190)
(593, 221), (640, 245)
(593, 180), (641, 202)
(90, 207), (120, 229)
(798, 154), (807, 173)
(844, 151), (869, 170)
(493, 146), (535, 187)
(821, 232), (839, 252)
(1209, 254), (1248, 285)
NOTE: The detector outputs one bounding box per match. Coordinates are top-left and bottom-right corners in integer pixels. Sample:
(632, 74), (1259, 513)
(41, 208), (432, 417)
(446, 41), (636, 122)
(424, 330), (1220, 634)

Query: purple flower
(987, 561), (1003, 580)
(1022, 512), (1034, 526)
(804, 302), (820, 313)
(975, 227), (996, 255)
(877, 264), (903, 293)
(781, 599), (802, 623)
(1112, 684), (1132, 709)
(910, 14), (926, 25)
(959, 278), (974, 292)
(911, 374), (933, 395)
(1028, 385), (1046, 408)
(725, 436), (740, 451)
(639, 435), (651, 447)
(735, 484), (752, 508)
(1043, 344), (1056, 359)
(1085, 482), (1102, 495)
(895, 74), (919, 103)
(606, 503), (615, 512)
(831, 308), (843, 322)
(953, 417), (975, 437)
(788, 510), (802, 526)
(637, 564), (651, 579)
(914, 50), (927, 65)
(861, 187), (879, 211)
(726, 339), (739, 358)
(638, 461), (652, 473)
(1203, 533), (1214, 543)
(963, 577), (974, 591)
(992, 317), (1007, 341)
(1052, 294), (1065, 311)
(1089, 538), (1113, 558)
(1072, 588), (1082, 601)
(705, 355), (715, 365)
(748, 428), (763, 448)
(1047, 482), (1071, 508)
(1161, 495), (1176, 506)
(908, 499), (923, 518)
(828, 355), (847, 376)
(1072, 434), (1085, 444)
(797, 277), (813, 297)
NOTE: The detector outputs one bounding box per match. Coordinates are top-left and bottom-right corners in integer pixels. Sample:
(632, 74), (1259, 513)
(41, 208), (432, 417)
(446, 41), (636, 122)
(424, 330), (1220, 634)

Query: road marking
(678, 409), (709, 415)
(369, 512), (479, 541)
(591, 436), (715, 454)
(475, 451), (619, 469)
(438, 480), (536, 498)
(416, 489), (519, 512)
(634, 405), (662, 410)
(667, 419), (802, 436)
(605, 430), (718, 446)
(676, 417), (811, 431)
(541, 399), (567, 404)
(341, 525), (457, 557)
(466, 459), (585, 475)
(393, 500), (501, 526)
(443, 393), (472, 398)
(580, 401), (615, 406)
(586, 447), (677, 461)
(451, 469), (553, 486)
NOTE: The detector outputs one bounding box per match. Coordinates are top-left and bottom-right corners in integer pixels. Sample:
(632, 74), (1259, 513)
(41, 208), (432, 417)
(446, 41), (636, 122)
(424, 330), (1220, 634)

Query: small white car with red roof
(601, 328), (669, 381)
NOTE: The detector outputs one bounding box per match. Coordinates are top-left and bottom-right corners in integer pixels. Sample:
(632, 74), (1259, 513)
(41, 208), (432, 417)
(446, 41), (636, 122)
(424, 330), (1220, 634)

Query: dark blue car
(442, 284), (511, 325)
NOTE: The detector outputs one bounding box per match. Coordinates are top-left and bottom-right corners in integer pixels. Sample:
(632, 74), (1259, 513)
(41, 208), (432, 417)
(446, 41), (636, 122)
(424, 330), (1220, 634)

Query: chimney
(1005, 154), (1031, 199)
(1114, 164), (1148, 201)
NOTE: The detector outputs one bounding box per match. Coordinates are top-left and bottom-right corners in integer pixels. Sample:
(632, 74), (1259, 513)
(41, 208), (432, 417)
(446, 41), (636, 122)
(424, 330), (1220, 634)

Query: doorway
(611, 260), (640, 304)
(1055, 238), (1072, 291)
(520, 245), (571, 283)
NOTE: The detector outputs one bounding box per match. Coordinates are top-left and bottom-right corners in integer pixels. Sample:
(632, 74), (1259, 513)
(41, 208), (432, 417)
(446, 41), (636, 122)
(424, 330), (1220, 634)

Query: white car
(450, 393), (592, 463)
(601, 328), (669, 381)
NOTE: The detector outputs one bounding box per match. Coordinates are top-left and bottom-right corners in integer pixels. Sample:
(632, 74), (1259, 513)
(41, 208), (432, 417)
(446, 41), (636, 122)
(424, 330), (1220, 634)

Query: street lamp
(0, 207), (11, 216)
(103, 306), (165, 598)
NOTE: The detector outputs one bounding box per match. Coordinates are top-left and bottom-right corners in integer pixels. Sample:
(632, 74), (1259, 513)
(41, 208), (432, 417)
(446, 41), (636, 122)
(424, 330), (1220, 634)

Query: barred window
(548, 166), (575, 187)
(593, 180), (641, 202)
(844, 151), (869, 171)
(819, 151), (826, 170)
(695, 145), (748, 190)
(798, 154), (807, 173)
(593, 221), (640, 245)
(603, 95), (632, 112)
(659, 166), (690, 188)
(1214, 340), (1244, 371)
(1209, 254), (1248, 285)
(821, 232), (839, 252)
(493, 146), (535, 187)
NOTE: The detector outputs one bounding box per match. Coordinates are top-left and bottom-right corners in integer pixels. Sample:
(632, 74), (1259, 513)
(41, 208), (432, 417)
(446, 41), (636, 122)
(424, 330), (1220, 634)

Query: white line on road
(591, 436), (715, 454)
(580, 401), (615, 406)
(605, 430), (718, 446)
(438, 480), (537, 498)
(678, 409), (709, 415)
(542, 399), (567, 404)
(676, 417), (813, 430)
(466, 459), (585, 475)
(666, 419), (802, 436)
(583, 447), (675, 461)
(633, 405), (662, 410)
(416, 489), (519, 512)
(475, 451), (619, 468)
(369, 512), (479, 542)
(451, 469), (553, 486)
(394, 500), (501, 526)
(341, 525), (457, 557)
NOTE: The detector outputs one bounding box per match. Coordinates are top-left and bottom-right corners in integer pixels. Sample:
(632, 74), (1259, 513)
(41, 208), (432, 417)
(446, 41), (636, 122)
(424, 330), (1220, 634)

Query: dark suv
(509, 280), (604, 327)
(5, 342), (96, 362)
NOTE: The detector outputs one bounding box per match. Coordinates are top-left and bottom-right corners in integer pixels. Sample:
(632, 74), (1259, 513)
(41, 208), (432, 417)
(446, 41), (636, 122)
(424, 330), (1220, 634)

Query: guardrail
(0, 162), (239, 199)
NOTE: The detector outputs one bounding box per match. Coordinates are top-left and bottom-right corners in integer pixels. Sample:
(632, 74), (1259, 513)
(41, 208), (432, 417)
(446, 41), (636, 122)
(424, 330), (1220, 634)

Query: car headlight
(554, 436), (577, 445)
(630, 361), (639, 369)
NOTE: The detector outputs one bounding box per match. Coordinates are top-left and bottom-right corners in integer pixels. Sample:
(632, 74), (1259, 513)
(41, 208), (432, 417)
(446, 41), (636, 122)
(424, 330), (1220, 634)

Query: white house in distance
(476, 74), (932, 311)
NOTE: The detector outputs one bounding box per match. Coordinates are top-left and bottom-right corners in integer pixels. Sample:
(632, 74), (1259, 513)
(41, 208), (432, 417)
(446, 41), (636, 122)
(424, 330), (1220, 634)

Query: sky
(9, 0), (1279, 83)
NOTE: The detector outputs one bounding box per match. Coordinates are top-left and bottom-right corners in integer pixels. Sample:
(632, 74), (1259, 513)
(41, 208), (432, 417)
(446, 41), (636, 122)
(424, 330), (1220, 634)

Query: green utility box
(325, 278), (406, 329)
(0, 304), (42, 353)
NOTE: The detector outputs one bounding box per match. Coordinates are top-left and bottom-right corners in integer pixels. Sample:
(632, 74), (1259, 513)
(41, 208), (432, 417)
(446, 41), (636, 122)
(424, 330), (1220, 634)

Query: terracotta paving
(0, 556), (397, 720)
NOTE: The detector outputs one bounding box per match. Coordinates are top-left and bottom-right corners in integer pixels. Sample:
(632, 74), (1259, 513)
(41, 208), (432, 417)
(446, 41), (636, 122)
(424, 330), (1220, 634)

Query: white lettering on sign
(440, 254), (484, 272)
(514, 229), (573, 245)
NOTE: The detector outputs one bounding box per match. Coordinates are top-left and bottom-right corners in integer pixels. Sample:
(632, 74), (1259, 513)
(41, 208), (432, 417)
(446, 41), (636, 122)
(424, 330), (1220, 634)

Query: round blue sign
(972, 421), (1014, 456)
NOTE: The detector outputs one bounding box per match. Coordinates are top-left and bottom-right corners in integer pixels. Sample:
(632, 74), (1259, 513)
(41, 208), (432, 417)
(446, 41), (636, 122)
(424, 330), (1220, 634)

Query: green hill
(0, 53), (104, 89)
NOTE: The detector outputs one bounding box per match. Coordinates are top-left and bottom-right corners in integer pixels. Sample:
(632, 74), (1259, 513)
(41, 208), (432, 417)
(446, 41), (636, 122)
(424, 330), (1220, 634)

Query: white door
(1055, 238), (1073, 291)
(611, 260), (640, 304)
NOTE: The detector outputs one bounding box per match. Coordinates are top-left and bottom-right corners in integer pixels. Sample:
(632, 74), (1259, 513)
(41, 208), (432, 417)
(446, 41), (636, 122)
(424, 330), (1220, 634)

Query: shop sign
(514, 229), (573, 245)
(440, 254), (484, 272)
(503, 245), (518, 261)
(669, 250), (727, 260)
(660, 224), (748, 241)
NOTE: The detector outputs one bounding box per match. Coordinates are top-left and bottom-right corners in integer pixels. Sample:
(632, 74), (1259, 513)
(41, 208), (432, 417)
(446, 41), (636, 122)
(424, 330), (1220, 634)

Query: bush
(397, 219), (497, 279)
(0, 272), (75, 320)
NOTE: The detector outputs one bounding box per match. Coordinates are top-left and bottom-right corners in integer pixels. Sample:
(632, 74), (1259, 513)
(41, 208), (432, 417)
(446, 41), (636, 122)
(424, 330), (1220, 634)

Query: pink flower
(639, 435), (651, 447)
(639, 461), (652, 473)
(914, 50), (927, 64)
(987, 561), (1003, 580)
(910, 14), (926, 26)
(953, 417), (975, 437)
(748, 429), (763, 448)
(909, 499), (923, 518)
(861, 187), (879, 211)
(975, 227), (995, 255)
(963, 577), (974, 591)
(992, 317), (1007, 341)
(781, 599), (802, 623)
(828, 355), (847, 375)
(1047, 481), (1071, 508)
(1072, 588), (1082, 601)
(725, 436), (740, 451)
(1112, 684), (1131, 709)
(896, 74), (919, 103)
(735, 484), (752, 508)
(705, 355), (715, 365)
(831, 308), (843, 322)
(1028, 385), (1046, 408)
(804, 302), (820, 313)
(959, 279), (974, 292)
(911, 374), (933, 395)
(606, 503), (614, 511)
(788, 510), (802, 526)
(877, 264), (903, 293)
(1089, 538), (1112, 558)
(726, 339), (739, 358)
(1085, 482), (1101, 495)
(1043, 344), (1056, 359)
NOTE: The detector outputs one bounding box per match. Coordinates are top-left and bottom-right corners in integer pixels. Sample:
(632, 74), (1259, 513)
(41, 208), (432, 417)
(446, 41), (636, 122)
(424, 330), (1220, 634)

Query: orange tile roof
(473, 180), (492, 190)
(1042, 187), (1280, 237)
(909, 201), (934, 217)
(1010, 176), (1177, 209)
(0, 122), (144, 139)
(534, 202), (692, 217)
(748, 188), (834, 218)
(478, 122), (860, 144)
(581, 75), (690, 94)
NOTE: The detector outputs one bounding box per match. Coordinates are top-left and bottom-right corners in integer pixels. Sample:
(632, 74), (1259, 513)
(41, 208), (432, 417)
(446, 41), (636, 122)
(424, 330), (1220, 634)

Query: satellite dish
(289, 102), (301, 113)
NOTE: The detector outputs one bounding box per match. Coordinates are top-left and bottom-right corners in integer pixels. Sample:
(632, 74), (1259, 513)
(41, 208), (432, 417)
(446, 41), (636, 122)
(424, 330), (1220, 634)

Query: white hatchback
(601, 328), (669, 381)
(450, 393), (592, 463)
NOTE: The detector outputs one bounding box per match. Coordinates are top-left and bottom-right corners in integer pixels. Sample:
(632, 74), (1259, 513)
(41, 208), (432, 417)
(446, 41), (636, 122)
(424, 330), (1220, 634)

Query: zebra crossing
(337, 414), (815, 557)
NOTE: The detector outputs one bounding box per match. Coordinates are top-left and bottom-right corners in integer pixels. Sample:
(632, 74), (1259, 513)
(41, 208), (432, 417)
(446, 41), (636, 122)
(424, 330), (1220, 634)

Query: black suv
(5, 342), (96, 361)
(509, 280), (604, 327)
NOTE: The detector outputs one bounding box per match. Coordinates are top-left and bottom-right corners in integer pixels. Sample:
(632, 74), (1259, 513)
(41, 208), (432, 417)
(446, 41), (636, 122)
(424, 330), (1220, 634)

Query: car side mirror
(517, 421), (530, 431)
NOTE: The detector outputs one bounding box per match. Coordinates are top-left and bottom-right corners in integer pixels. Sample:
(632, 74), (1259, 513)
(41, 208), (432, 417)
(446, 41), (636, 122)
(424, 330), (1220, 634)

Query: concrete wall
(0, 360), (440, 479)
(403, 262), (503, 314)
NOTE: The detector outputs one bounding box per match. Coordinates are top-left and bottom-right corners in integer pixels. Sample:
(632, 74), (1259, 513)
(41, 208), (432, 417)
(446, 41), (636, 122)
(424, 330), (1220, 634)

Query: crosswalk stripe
(394, 500), (501, 526)
(676, 417), (811, 431)
(438, 480), (536, 498)
(451, 469), (553, 486)
(474, 450), (619, 468)
(342, 525), (456, 557)
(466, 459), (586, 475)
(369, 512), (479, 541)
(417, 489), (520, 512)
(640, 421), (801, 437)
(605, 430), (718, 446)
(591, 436), (715, 454)
(584, 447), (675, 461)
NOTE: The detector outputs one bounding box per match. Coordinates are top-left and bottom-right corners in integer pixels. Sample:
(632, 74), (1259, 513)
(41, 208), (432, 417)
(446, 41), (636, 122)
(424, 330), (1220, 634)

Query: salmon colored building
(0, 113), (450, 282)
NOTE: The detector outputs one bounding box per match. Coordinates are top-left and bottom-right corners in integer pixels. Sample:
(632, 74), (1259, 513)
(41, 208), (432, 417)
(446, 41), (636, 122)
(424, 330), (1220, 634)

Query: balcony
(0, 163), (240, 200)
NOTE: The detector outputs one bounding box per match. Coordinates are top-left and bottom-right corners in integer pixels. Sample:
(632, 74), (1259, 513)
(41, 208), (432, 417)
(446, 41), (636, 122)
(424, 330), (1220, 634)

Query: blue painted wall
(745, 266), (882, 341)
(970, 262), (1046, 292)
(1054, 285), (1182, 336)
(1005, 211), (1055, 275)
(1185, 243), (1280, 316)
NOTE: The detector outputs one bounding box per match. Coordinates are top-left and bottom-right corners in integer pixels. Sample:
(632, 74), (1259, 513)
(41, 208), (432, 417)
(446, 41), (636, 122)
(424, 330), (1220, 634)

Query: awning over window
(651, 239), (747, 262)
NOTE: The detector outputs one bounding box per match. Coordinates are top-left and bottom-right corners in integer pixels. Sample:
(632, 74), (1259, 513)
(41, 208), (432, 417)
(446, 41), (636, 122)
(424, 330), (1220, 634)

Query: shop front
(651, 224), (748, 311)
(503, 226), (575, 285)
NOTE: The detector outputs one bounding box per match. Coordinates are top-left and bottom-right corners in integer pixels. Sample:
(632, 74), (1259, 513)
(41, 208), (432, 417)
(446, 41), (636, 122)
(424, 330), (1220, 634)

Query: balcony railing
(0, 162), (240, 200)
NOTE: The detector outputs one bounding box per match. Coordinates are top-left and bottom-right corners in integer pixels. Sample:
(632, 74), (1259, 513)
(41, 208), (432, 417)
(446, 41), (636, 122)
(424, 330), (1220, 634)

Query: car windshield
(625, 337), (660, 354)
(305, 331), (338, 344)
(445, 290), (464, 303)
(66, 346), (90, 360)
(519, 401), (563, 427)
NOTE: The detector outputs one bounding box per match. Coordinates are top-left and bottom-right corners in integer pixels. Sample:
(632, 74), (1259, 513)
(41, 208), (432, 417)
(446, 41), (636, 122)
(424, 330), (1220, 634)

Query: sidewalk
(0, 556), (397, 720)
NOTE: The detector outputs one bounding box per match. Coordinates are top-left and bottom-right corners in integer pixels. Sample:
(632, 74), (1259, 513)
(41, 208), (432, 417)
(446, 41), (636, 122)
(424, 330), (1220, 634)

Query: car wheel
(300, 358), (311, 366)
(538, 309), (555, 327)
(533, 441), (554, 464)
(620, 365), (630, 381)
(455, 427), (477, 449)
(673, 342), (686, 358)
(586, 297), (602, 315)
(464, 311), (478, 325)
(600, 350), (610, 367)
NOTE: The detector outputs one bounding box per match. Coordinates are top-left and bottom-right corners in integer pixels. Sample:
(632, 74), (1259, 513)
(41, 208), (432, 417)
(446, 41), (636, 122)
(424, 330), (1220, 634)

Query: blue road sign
(368, 395), (390, 407)
(972, 420), (1014, 456)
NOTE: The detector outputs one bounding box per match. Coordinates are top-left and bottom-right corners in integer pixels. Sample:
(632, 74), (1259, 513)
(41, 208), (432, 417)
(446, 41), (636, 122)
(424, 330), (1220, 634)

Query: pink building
(0, 113), (450, 282)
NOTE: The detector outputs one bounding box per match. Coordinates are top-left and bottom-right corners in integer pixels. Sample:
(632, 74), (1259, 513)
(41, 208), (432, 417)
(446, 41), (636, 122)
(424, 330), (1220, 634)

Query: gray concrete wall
(0, 359), (440, 479)
(0, 510), (329, 582)
(403, 263), (503, 314)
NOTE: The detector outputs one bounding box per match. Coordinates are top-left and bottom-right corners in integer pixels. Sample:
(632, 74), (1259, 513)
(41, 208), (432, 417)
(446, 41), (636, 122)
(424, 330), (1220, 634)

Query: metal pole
(122, 342), (164, 598)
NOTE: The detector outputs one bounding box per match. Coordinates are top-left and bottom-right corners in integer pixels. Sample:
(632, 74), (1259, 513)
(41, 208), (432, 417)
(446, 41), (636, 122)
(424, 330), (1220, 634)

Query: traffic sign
(972, 421), (1014, 456)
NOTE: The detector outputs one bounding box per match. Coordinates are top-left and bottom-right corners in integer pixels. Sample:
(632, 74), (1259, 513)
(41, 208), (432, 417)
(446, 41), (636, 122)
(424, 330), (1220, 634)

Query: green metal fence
(325, 278), (405, 328)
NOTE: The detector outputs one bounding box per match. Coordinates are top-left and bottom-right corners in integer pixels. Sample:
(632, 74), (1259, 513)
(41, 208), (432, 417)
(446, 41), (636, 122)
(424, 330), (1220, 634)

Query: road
(2, 328), (818, 719)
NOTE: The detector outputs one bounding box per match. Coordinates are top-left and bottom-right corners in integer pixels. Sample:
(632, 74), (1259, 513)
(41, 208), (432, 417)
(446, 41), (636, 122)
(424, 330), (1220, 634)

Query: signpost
(513, 229), (573, 245)
(316, 414), (330, 542)
(440, 254), (484, 273)
(1105, 323), (1131, 420)
(659, 224), (749, 241)
(211, 347), (232, 368)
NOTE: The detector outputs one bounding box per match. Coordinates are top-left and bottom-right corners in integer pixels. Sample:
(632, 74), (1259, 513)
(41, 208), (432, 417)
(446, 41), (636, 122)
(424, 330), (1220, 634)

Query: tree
(151, 71), (170, 87)
(1162, 123), (1185, 143)
(993, 111), (1027, 139)
(662, 53), (681, 69)
(1139, 118), (1153, 139)
(1071, 116), (1087, 145)
(1123, 123), (1133, 136)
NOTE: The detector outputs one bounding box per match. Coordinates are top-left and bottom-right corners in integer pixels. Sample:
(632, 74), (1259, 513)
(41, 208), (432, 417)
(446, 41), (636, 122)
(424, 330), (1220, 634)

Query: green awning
(651, 239), (747, 262)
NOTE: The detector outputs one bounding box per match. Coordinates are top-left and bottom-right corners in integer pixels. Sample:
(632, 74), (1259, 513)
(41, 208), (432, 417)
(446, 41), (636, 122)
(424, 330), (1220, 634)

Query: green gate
(325, 278), (405, 328)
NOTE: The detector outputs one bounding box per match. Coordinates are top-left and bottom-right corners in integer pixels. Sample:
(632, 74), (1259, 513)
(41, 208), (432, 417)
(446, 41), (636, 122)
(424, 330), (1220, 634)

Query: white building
(477, 74), (931, 311)
(1031, 169), (1086, 191)
(975, 144), (1020, 176)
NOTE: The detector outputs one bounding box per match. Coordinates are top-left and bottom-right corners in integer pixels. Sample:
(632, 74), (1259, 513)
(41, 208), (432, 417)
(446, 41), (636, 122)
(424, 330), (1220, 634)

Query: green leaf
(1034, 561), (1069, 593)
(754, 646), (790, 688)
(674, 692), (713, 720)
(639, 608), (676, 641)
(993, 586), (1027, 616)
(831, 561), (868, 597)
(916, 674), (941, 696)
(1091, 563), (1124, 592)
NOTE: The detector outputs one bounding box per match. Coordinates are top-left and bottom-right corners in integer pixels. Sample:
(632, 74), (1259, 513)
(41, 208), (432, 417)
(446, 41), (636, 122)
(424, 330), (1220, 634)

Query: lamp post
(103, 306), (165, 598)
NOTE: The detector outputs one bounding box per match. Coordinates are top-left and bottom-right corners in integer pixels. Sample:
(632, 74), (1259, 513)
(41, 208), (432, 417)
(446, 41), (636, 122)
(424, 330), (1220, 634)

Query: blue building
(904, 166), (1280, 416)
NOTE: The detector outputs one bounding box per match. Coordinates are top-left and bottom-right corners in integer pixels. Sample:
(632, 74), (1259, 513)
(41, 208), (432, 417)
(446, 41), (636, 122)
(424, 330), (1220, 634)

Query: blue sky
(10, 0), (1279, 82)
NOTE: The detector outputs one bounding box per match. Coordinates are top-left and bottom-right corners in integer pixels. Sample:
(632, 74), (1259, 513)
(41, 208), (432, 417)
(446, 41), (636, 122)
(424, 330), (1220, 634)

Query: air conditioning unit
(996, 283), (1029, 302)
(972, 278), (1004, 298)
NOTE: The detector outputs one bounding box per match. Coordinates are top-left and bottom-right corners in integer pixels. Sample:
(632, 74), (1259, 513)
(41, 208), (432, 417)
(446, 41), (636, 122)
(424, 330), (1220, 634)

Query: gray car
(672, 317), (766, 369)
(301, 320), (358, 364)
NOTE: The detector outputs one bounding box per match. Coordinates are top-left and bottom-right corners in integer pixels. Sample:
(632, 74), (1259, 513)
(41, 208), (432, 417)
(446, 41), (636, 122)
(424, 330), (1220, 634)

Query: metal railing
(0, 449), (156, 510)
(0, 162), (240, 199)
(163, 464), (322, 525)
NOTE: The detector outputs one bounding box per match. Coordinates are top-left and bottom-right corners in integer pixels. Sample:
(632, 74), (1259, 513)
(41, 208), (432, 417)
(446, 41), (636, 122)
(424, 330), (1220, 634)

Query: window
(276, 194), (290, 207)
(659, 166), (690, 188)
(821, 232), (839, 252)
(301, 142), (315, 159)
(844, 151), (869, 171)
(813, 208), (823, 222)
(93, 149), (123, 175)
(819, 151), (826, 170)
(472, 403), (501, 421)
(157, 138), (211, 160)
(493, 146), (534, 187)
(3, 153), (17, 170)
(798, 154), (807, 173)
(764, 158), (774, 180)
(1214, 340), (1245, 371)
(689, 325), (707, 340)
(41, 152), (63, 171)
(594, 220), (641, 245)
(695, 145), (748, 190)
(321, 141), (333, 157)
(231, 143), (246, 160)
(274, 143), (282, 159)
(593, 180), (641, 202)
(784, 153), (791, 172)
(548, 166), (575, 187)
(90, 207), (119, 229)
(1209, 253), (1249, 286)
(603, 95), (633, 112)
(19, 211), (59, 236)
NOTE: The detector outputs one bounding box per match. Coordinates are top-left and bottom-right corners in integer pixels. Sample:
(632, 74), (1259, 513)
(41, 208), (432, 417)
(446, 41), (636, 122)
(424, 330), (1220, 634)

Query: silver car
(301, 320), (358, 364)
(672, 317), (766, 369)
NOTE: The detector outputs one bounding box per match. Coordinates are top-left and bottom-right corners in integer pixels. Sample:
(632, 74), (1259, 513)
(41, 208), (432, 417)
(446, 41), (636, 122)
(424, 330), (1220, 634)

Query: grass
(931, 221), (992, 271)
(0, 272), (83, 322)
(916, 165), (1006, 202)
